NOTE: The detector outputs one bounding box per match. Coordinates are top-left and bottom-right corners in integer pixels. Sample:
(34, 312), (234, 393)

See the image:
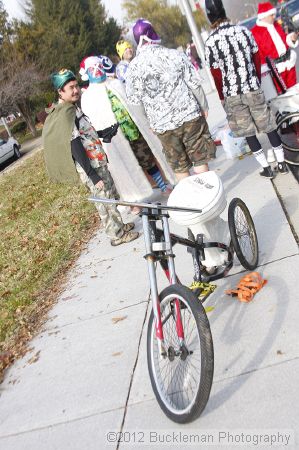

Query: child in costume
(115, 40), (134, 83)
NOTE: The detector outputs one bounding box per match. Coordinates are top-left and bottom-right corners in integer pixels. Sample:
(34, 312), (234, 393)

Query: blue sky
(3, 0), (125, 23)
(3, 0), (180, 24)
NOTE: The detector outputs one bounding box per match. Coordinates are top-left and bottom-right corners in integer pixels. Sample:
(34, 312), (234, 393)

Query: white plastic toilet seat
(167, 172), (226, 226)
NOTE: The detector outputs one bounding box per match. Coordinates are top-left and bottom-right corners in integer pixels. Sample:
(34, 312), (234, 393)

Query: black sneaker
(259, 166), (274, 179)
(275, 162), (289, 175)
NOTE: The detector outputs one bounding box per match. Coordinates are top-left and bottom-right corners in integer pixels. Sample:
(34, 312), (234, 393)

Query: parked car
(238, 16), (257, 30)
(0, 137), (21, 165)
(280, 0), (299, 31)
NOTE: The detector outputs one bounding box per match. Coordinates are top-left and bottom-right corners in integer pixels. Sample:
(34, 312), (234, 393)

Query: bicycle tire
(147, 284), (214, 423)
(276, 112), (299, 165)
(228, 198), (259, 270)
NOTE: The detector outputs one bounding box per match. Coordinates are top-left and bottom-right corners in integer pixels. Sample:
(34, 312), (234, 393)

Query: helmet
(98, 55), (116, 77)
(116, 61), (129, 83)
(132, 19), (161, 47)
(79, 56), (106, 82)
(51, 69), (76, 90)
(205, 0), (226, 24)
(116, 40), (133, 59)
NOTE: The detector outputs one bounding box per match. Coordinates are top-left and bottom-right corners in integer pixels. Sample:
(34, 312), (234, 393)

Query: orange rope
(225, 272), (267, 303)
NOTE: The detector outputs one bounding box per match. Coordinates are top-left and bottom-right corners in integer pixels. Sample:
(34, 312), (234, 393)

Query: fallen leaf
(27, 350), (41, 364)
(112, 315), (127, 324)
(204, 306), (215, 313)
(112, 352), (122, 357)
(62, 295), (75, 301)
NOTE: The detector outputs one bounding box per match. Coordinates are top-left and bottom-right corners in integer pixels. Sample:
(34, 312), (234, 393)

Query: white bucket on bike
(271, 83), (299, 114)
(167, 172), (229, 268)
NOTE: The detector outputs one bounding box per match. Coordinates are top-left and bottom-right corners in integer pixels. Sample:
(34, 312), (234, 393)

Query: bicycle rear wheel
(277, 112), (299, 165)
(147, 284), (214, 423)
(228, 198), (259, 270)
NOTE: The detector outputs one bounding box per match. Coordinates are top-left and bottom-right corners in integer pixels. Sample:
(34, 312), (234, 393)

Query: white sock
(253, 149), (269, 168)
(272, 145), (285, 163)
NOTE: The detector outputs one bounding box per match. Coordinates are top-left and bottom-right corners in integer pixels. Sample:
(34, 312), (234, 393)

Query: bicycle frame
(142, 206), (185, 355)
(89, 197), (233, 357)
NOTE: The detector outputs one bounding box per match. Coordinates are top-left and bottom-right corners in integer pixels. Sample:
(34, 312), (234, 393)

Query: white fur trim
(276, 49), (297, 72)
(258, 8), (276, 19)
(286, 33), (299, 49)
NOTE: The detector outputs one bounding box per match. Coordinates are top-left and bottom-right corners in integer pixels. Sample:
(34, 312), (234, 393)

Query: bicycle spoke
(234, 206), (255, 264)
(150, 294), (202, 412)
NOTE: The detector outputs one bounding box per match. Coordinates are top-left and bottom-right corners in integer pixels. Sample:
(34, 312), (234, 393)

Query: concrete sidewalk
(0, 91), (298, 450)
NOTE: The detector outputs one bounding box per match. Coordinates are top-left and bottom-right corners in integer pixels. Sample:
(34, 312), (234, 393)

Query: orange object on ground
(225, 272), (267, 303)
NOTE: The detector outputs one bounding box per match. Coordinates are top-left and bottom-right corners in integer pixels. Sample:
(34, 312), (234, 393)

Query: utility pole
(179, 0), (215, 92)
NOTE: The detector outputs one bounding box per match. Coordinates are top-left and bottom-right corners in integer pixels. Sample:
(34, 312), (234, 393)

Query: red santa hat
(257, 2), (277, 20)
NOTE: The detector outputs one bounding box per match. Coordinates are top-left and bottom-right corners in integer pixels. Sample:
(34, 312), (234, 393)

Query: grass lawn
(0, 151), (99, 378)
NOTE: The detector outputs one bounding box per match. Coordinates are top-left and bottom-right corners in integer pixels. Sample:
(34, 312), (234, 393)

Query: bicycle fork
(142, 211), (185, 358)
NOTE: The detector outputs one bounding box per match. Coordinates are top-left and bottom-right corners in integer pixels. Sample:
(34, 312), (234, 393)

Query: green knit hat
(51, 68), (76, 90)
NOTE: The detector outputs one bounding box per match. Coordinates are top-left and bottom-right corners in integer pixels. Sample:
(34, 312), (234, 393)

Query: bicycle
(89, 192), (259, 424)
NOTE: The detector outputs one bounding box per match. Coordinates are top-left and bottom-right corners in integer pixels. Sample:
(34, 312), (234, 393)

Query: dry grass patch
(0, 151), (99, 379)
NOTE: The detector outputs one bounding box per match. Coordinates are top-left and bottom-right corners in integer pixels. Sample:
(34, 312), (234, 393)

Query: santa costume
(251, 2), (298, 92)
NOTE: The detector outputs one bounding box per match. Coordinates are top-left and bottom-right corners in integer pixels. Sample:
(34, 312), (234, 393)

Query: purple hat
(132, 19), (161, 47)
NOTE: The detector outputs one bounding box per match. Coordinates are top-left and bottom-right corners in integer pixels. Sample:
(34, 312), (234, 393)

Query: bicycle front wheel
(228, 198), (259, 270)
(147, 284), (214, 423)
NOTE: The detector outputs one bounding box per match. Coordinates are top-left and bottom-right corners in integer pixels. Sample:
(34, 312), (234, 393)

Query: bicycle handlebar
(88, 197), (202, 214)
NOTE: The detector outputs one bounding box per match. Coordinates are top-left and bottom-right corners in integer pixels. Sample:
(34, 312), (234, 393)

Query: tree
(88, 0), (121, 57)
(19, 0), (121, 73)
(0, 1), (122, 137)
(122, 0), (208, 48)
(0, 58), (45, 136)
(0, 1), (13, 59)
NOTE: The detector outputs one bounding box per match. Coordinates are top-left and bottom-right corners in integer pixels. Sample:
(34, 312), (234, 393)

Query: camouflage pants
(130, 135), (156, 171)
(75, 162), (124, 239)
(223, 89), (277, 138)
(156, 116), (216, 173)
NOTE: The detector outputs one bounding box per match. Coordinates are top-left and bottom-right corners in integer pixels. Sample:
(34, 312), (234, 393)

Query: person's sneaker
(110, 230), (139, 246)
(267, 149), (276, 163)
(275, 161), (289, 175)
(123, 222), (135, 232)
(259, 166), (274, 179)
